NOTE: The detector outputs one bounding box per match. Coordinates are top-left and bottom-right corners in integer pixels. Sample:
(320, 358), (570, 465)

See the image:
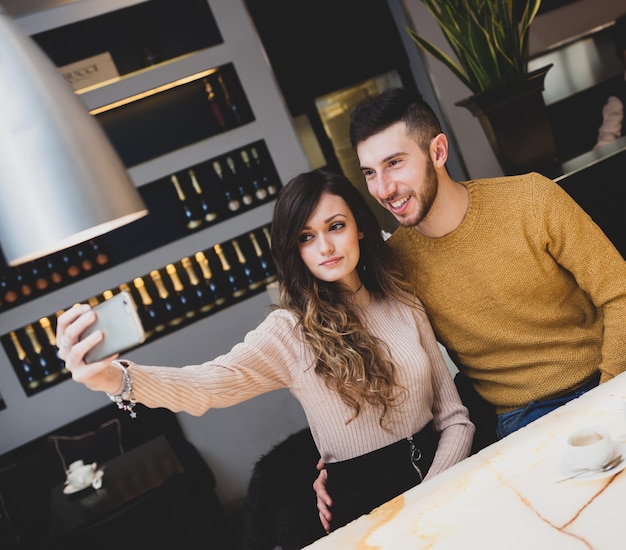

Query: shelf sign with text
(59, 52), (119, 92)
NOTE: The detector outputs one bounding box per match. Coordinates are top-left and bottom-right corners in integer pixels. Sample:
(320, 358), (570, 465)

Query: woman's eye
(329, 222), (345, 231)
(298, 233), (312, 243)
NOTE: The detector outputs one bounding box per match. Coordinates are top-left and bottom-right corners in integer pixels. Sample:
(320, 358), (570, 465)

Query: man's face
(356, 121), (438, 228)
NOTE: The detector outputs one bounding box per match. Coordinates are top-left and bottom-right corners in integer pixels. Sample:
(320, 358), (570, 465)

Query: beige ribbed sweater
(128, 294), (473, 477)
(389, 172), (626, 414)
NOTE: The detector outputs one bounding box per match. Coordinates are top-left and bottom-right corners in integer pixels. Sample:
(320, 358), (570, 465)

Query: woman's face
(298, 191), (363, 291)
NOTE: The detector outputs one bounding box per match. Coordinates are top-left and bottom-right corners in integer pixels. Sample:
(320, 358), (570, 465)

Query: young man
(314, 87), (626, 531)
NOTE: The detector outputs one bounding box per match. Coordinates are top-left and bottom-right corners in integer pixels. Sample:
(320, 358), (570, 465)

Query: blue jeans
(496, 373), (601, 439)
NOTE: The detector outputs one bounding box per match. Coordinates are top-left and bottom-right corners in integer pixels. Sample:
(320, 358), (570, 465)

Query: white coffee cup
(66, 461), (97, 488)
(562, 425), (615, 471)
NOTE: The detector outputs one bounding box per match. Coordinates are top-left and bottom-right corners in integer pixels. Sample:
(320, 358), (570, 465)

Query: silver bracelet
(106, 360), (137, 418)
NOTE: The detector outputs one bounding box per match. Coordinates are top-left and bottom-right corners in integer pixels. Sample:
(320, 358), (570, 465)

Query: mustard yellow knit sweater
(388, 172), (626, 414)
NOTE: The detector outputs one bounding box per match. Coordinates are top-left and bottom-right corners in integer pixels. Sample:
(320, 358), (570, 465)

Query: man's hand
(314, 458), (332, 533)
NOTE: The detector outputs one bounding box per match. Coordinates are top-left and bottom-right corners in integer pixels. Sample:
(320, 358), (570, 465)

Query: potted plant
(405, 0), (560, 177)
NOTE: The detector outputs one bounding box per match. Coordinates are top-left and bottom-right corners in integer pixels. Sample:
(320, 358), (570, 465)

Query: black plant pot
(456, 64), (562, 178)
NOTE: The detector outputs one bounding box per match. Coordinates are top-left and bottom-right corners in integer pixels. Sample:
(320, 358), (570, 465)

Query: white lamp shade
(0, 9), (148, 266)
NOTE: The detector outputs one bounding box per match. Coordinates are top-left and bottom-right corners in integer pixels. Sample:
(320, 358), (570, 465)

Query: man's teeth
(391, 197), (409, 209)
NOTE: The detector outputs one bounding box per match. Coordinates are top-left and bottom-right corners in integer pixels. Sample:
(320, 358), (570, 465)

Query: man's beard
(397, 158), (438, 228)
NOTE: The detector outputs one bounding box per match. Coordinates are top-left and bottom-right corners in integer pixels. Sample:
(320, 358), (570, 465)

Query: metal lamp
(0, 7), (148, 267)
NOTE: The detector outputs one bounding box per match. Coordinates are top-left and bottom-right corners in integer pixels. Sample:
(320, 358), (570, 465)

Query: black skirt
(325, 421), (439, 531)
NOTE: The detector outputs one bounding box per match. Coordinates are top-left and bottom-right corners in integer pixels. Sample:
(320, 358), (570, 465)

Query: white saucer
(63, 469), (104, 494)
(559, 442), (626, 481)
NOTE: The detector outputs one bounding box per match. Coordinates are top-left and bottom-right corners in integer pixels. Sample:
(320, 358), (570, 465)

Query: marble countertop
(305, 371), (626, 549)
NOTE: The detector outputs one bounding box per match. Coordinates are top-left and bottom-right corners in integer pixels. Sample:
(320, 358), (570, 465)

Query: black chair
(454, 371), (499, 455)
(241, 428), (326, 550)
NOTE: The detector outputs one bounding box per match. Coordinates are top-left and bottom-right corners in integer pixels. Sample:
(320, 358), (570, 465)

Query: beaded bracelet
(106, 360), (137, 418)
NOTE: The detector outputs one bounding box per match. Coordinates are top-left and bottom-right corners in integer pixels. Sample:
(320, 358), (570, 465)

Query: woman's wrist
(106, 360), (137, 418)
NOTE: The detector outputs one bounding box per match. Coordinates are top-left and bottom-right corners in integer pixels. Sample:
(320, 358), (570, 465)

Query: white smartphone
(80, 290), (146, 363)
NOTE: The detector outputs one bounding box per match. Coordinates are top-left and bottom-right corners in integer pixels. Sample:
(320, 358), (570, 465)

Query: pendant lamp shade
(0, 8), (148, 266)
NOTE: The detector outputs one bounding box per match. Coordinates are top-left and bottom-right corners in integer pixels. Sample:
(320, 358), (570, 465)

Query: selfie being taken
(1, 1), (625, 549)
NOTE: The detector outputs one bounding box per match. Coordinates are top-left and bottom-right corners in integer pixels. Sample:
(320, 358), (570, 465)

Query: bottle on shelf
(102, 289), (115, 301)
(28, 260), (50, 293)
(217, 72), (242, 126)
(87, 239), (110, 267)
(249, 230), (277, 285)
(231, 238), (261, 291)
(251, 146), (280, 196)
(60, 251), (81, 279)
(193, 251), (227, 310)
(1, 270), (18, 306)
(150, 269), (186, 327)
(188, 169), (218, 223)
(44, 256), (64, 285)
(39, 316), (68, 376)
(88, 296), (100, 308)
(13, 267), (34, 299)
(76, 247), (94, 273)
(262, 225), (273, 250)
(9, 330), (38, 392)
(24, 324), (59, 385)
(203, 77), (226, 130)
(165, 263), (196, 319)
(213, 160), (240, 213)
(213, 243), (247, 299)
(133, 276), (165, 335)
(226, 156), (254, 207)
(241, 150), (268, 201)
(181, 256), (215, 313)
(171, 174), (203, 230)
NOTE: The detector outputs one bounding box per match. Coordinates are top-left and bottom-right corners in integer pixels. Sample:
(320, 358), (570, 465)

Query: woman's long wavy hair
(271, 169), (416, 428)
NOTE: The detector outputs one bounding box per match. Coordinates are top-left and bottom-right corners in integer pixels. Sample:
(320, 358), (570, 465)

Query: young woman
(57, 169), (474, 532)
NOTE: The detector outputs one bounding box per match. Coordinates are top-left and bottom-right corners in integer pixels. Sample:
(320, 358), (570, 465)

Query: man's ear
(430, 133), (449, 168)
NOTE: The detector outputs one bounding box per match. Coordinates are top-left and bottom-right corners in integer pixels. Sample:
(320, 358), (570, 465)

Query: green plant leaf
(406, 0), (542, 94)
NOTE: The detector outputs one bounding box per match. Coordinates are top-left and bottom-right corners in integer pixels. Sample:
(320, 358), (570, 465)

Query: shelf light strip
(89, 67), (219, 115)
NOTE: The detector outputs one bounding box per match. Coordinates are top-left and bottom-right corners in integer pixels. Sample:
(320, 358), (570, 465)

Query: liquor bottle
(150, 269), (186, 327)
(249, 231), (277, 285)
(203, 77), (226, 130)
(88, 296), (100, 308)
(171, 174), (203, 230)
(188, 169), (218, 223)
(213, 160), (240, 213)
(217, 72), (242, 126)
(1, 271), (18, 305)
(25, 324), (59, 384)
(262, 225), (273, 250)
(214, 243), (247, 299)
(9, 330), (38, 391)
(60, 251), (81, 279)
(26, 260), (49, 293)
(76, 247), (94, 273)
(132, 277), (162, 336)
(88, 239), (110, 267)
(102, 289), (115, 301)
(14, 267), (33, 299)
(44, 256), (63, 285)
(231, 239), (260, 290)
(241, 150), (268, 201)
(226, 156), (254, 207)
(165, 263), (196, 319)
(193, 252), (227, 309)
(251, 146), (280, 196)
(39, 316), (67, 375)
(181, 256), (214, 313)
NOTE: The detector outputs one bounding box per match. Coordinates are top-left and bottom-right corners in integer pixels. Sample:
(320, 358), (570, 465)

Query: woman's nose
(318, 235), (334, 254)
